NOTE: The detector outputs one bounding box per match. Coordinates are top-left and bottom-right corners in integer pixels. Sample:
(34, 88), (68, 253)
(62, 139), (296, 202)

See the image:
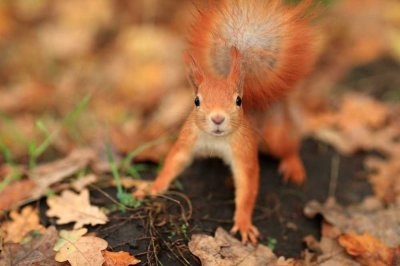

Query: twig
(328, 154), (340, 199)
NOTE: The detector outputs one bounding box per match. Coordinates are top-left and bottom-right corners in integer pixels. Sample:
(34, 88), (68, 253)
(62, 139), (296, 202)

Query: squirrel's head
(184, 47), (244, 137)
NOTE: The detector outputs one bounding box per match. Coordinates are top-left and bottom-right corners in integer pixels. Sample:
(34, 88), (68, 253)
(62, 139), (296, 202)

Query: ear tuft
(183, 51), (204, 93)
(228, 46), (244, 95)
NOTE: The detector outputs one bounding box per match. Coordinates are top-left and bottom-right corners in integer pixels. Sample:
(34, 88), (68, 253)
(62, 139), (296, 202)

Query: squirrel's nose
(211, 115), (225, 125)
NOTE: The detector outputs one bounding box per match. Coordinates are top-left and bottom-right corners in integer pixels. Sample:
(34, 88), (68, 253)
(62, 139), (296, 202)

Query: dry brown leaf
(54, 228), (108, 266)
(1, 206), (45, 243)
(0, 149), (96, 212)
(304, 197), (400, 247)
(30, 149), (95, 199)
(303, 93), (394, 155)
(303, 235), (359, 266)
(339, 233), (400, 266)
(0, 179), (35, 212)
(46, 189), (108, 229)
(0, 81), (54, 113)
(188, 227), (296, 266)
(71, 174), (98, 191)
(0, 226), (63, 266)
(365, 155), (400, 203)
(102, 250), (140, 266)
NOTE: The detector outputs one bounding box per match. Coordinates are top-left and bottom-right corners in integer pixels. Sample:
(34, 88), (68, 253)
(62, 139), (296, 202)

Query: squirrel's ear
(228, 47), (244, 95)
(183, 51), (204, 93)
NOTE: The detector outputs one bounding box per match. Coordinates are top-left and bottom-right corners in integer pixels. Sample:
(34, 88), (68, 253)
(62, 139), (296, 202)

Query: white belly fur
(193, 131), (233, 166)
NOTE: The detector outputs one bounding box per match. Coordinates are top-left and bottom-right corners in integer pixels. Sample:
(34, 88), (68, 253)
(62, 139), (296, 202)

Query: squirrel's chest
(193, 133), (233, 165)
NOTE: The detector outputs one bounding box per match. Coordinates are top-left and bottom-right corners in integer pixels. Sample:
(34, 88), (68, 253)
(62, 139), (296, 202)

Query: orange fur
(188, 0), (317, 109)
(134, 0), (317, 244)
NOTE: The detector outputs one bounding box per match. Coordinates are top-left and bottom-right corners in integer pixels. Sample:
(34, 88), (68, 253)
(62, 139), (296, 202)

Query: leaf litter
(189, 227), (295, 266)
(0, 226), (64, 266)
(1, 206), (45, 243)
(0, 0), (399, 265)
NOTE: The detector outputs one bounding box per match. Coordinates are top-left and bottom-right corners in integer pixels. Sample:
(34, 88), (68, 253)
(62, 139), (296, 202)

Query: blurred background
(0, 0), (399, 164)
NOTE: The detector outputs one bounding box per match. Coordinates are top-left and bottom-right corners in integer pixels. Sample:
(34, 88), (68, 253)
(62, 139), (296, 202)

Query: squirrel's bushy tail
(188, 0), (317, 109)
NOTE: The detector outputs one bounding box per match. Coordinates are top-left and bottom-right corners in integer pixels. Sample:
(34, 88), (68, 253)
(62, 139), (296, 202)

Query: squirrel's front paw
(230, 219), (260, 245)
(132, 181), (166, 199)
(279, 154), (305, 185)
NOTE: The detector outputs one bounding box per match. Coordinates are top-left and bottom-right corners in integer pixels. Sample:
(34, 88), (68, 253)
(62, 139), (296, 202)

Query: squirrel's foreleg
(133, 122), (196, 198)
(230, 131), (260, 244)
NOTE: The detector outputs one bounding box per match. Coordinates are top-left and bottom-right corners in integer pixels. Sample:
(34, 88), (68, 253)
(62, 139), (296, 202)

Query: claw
(230, 223), (260, 245)
(132, 181), (163, 199)
(230, 225), (239, 235)
(132, 189), (146, 199)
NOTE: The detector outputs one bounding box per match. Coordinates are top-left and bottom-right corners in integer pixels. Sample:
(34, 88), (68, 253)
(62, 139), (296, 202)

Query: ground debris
(339, 233), (400, 266)
(304, 197), (400, 247)
(30, 149), (96, 198)
(1, 206), (45, 243)
(188, 227), (296, 266)
(0, 226), (64, 266)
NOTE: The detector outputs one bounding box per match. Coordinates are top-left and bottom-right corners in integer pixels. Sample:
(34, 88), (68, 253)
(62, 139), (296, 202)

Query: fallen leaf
(1, 206), (45, 243)
(304, 197), (400, 247)
(303, 235), (359, 266)
(0, 149), (96, 212)
(188, 227), (295, 266)
(0, 81), (54, 113)
(303, 93), (395, 155)
(0, 179), (35, 212)
(339, 233), (400, 266)
(0, 226), (64, 266)
(102, 250), (140, 266)
(46, 189), (108, 229)
(71, 174), (98, 191)
(365, 155), (400, 203)
(31, 149), (95, 199)
(54, 228), (108, 266)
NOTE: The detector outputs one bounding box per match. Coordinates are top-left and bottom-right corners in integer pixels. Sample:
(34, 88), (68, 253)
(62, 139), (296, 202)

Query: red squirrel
(134, 0), (317, 244)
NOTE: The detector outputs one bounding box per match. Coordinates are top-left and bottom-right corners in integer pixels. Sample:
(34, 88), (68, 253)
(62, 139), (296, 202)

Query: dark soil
(38, 139), (371, 266)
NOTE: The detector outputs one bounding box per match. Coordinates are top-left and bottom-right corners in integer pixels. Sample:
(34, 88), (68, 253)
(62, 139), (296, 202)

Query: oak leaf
(54, 228), (108, 266)
(189, 227), (295, 266)
(102, 250), (140, 266)
(0, 226), (63, 266)
(1, 206), (45, 243)
(46, 189), (108, 229)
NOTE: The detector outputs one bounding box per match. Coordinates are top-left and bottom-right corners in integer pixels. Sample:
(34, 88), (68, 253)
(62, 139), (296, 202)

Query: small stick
(328, 154), (340, 200)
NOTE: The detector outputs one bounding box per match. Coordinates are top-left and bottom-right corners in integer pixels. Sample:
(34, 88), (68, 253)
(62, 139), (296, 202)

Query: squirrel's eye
(194, 96), (200, 107)
(236, 96), (242, 107)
